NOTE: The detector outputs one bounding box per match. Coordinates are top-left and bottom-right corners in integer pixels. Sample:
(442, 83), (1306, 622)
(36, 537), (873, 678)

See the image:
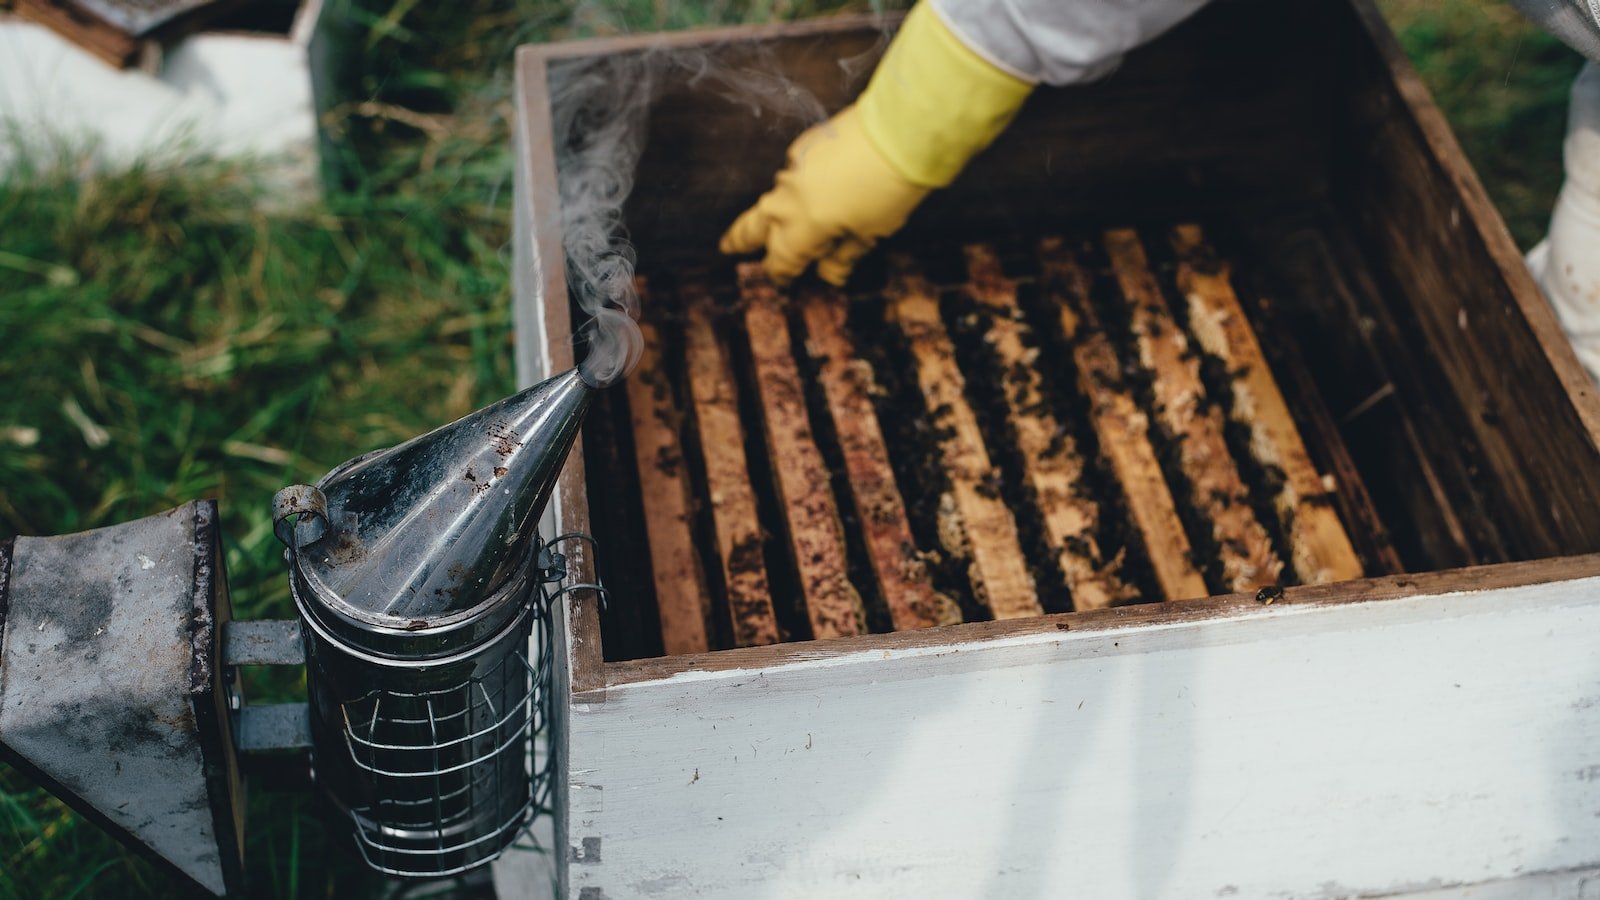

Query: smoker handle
(272, 484), (329, 549)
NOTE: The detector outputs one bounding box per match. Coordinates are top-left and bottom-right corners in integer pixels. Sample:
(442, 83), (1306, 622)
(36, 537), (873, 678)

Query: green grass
(0, 71), (513, 900)
(1380, 0), (1586, 247)
(0, 0), (1584, 896)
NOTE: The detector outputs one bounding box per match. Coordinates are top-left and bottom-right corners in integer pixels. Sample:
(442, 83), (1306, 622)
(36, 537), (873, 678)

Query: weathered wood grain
(1238, 214), (1463, 572)
(963, 244), (1133, 611)
(798, 284), (962, 632)
(1234, 255), (1405, 577)
(1040, 238), (1208, 602)
(1338, 0), (1600, 560)
(1269, 358), (1405, 578)
(583, 371), (661, 661)
(1169, 224), (1363, 585)
(738, 265), (866, 640)
(604, 550), (1600, 681)
(624, 319), (712, 655)
(885, 258), (1041, 620)
(683, 290), (780, 648)
(1104, 227), (1282, 593)
(512, 42), (607, 711)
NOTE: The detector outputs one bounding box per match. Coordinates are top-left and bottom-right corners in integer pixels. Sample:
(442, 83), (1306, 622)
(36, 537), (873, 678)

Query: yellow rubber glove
(719, 106), (926, 286)
(720, 2), (1033, 285)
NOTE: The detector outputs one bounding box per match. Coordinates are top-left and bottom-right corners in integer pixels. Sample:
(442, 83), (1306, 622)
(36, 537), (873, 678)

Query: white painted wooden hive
(0, 0), (331, 198)
(499, 1), (1600, 897)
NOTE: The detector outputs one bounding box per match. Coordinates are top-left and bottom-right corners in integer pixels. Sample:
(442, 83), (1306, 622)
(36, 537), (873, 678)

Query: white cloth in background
(1508, 0), (1600, 61)
(928, 0), (1600, 84)
(1528, 61), (1600, 381)
(1506, 3), (1600, 381)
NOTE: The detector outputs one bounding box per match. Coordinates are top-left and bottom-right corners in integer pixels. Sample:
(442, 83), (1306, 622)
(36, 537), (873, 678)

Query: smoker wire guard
(274, 482), (604, 880)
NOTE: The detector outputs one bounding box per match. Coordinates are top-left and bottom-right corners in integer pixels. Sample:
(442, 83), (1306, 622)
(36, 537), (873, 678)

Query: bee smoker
(273, 367), (593, 878)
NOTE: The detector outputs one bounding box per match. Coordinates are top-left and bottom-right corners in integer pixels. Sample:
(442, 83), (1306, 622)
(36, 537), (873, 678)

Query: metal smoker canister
(275, 368), (593, 878)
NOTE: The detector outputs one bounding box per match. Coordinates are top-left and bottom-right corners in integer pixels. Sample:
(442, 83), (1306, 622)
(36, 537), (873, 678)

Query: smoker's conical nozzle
(290, 368), (593, 625)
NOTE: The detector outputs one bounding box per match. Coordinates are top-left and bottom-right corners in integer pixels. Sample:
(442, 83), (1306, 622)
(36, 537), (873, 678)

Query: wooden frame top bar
(683, 290), (782, 648)
(1170, 224), (1363, 585)
(600, 553), (1600, 688)
(963, 244), (1133, 611)
(1105, 228), (1282, 593)
(886, 257), (1041, 620)
(739, 266), (866, 640)
(1041, 238), (1209, 603)
(625, 320), (713, 655)
(798, 284), (962, 632)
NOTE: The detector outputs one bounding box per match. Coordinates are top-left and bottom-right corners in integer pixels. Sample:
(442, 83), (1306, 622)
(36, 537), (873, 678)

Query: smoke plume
(548, 34), (862, 388)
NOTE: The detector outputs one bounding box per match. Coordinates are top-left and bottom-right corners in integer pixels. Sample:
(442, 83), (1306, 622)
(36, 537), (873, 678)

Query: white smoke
(548, 25), (887, 387)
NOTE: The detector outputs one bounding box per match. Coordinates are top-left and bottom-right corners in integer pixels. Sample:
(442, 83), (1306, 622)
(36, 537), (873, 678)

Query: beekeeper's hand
(719, 107), (925, 286)
(719, 2), (1032, 286)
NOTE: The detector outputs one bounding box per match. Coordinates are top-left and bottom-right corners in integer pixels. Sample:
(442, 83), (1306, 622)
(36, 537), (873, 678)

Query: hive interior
(532, 0), (1600, 663)
(580, 224), (1434, 661)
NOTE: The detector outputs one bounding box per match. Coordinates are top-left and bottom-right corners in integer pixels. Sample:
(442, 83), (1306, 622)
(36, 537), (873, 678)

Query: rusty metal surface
(223, 618), (304, 666)
(0, 503), (229, 896)
(188, 500), (246, 895)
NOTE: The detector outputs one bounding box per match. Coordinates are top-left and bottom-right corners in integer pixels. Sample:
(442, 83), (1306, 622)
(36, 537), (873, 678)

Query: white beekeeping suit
(1526, 62), (1600, 379)
(1507, 1), (1600, 380)
(1511, 0), (1600, 59)
(927, 0), (1211, 86)
(929, 0), (1599, 90)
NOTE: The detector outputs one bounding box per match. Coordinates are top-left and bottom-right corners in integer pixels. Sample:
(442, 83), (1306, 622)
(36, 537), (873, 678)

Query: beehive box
(0, 0), (333, 197)
(505, 1), (1600, 896)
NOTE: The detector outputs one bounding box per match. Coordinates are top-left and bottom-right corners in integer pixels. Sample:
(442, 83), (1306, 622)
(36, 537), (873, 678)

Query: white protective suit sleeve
(1506, 4), (1600, 381)
(1526, 61), (1600, 381)
(928, 0), (1215, 86)
(1507, 0), (1600, 61)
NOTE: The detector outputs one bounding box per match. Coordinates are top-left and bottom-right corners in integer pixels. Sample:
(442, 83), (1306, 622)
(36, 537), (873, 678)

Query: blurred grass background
(0, 0), (1585, 896)
(1384, 0), (1585, 246)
